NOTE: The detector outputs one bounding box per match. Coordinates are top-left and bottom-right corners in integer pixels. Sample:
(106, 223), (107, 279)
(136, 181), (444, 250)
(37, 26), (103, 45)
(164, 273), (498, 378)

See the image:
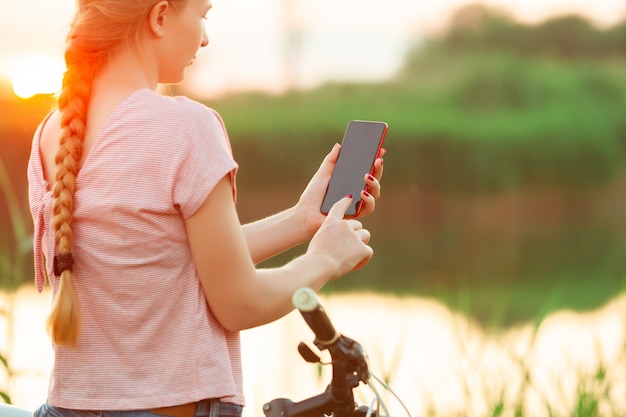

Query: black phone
(321, 120), (388, 217)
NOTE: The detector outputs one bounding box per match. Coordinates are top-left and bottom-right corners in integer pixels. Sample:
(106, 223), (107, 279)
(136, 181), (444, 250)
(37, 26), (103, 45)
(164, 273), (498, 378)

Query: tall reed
(0, 156), (32, 404)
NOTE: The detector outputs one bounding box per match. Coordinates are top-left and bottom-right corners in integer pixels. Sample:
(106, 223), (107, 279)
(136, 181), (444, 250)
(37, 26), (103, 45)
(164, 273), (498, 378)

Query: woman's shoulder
(38, 109), (61, 150)
(135, 89), (219, 121)
(140, 90), (228, 140)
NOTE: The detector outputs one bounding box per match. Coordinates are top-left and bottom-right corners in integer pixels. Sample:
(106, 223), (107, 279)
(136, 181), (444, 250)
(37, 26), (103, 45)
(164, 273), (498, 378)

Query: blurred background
(1, 0), (626, 415)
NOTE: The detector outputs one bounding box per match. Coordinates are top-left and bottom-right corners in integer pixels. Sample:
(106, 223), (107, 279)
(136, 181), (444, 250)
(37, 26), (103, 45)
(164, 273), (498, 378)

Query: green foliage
(0, 320), (13, 404)
(0, 391), (11, 405)
(0, 157), (32, 291)
(408, 4), (626, 61)
(210, 30), (626, 194)
(0, 157), (29, 403)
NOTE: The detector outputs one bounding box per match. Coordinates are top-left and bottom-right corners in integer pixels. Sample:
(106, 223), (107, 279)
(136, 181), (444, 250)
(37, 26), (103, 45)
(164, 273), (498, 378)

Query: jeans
(34, 399), (243, 417)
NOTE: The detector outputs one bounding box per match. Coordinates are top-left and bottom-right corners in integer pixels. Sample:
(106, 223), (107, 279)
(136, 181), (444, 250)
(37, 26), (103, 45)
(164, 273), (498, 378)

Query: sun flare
(12, 55), (65, 99)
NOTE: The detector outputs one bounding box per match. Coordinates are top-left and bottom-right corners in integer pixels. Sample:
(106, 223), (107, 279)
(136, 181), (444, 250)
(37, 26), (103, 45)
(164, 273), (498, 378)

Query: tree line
(404, 4), (626, 68)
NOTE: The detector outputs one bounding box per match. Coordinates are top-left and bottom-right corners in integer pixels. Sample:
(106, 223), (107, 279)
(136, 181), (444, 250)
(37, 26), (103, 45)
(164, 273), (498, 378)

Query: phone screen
(321, 120), (388, 216)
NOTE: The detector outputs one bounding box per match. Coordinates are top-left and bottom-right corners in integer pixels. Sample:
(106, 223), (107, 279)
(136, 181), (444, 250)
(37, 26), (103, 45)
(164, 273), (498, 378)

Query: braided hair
(48, 0), (185, 347)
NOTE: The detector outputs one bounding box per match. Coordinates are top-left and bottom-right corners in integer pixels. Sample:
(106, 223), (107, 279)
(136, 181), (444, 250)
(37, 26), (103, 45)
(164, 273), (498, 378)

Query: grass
(0, 157), (32, 292)
(0, 156), (32, 405)
(0, 291), (15, 404)
(359, 290), (626, 417)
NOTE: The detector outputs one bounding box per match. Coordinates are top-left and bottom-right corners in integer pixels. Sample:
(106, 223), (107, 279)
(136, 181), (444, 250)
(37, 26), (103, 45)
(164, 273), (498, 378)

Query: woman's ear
(147, 0), (170, 38)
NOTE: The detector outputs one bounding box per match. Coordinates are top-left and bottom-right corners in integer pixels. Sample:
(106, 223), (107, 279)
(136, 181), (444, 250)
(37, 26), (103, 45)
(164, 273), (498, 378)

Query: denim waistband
(34, 399), (244, 417)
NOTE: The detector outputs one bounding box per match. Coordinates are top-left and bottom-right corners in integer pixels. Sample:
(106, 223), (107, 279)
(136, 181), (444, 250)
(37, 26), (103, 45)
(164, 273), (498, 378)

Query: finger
(357, 228), (371, 244)
(305, 144), (341, 189)
(364, 174), (381, 199)
(318, 143), (341, 176)
(358, 191), (375, 217)
(352, 246), (374, 271)
(371, 157), (384, 181)
(347, 219), (363, 231)
(325, 194), (353, 221)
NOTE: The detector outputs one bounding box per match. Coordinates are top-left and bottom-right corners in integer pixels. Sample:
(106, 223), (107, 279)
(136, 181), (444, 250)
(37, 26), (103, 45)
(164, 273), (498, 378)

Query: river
(1, 286), (625, 417)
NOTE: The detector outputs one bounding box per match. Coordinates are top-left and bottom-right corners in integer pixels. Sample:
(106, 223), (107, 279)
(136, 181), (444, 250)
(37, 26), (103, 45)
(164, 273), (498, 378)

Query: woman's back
(28, 89), (243, 409)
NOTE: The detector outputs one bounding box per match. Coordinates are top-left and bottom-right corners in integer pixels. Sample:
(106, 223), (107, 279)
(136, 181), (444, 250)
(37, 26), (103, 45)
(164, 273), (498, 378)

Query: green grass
(0, 157), (32, 405)
(0, 157), (31, 292)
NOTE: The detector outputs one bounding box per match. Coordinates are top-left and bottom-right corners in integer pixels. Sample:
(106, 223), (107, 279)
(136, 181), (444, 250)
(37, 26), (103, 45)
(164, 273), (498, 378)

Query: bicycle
(262, 287), (410, 417)
(0, 287), (409, 417)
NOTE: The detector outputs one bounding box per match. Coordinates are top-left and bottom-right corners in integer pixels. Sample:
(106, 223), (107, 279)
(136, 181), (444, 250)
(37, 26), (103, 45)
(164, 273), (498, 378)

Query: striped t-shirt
(27, 89), (243, 410)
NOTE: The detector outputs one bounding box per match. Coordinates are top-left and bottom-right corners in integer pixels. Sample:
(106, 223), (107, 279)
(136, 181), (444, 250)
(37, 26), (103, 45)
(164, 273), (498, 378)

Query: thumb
(317, 143), (341, 177)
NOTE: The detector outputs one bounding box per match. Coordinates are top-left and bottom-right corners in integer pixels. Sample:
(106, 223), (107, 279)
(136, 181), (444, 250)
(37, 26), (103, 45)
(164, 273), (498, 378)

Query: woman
(28, 0), (385, 416)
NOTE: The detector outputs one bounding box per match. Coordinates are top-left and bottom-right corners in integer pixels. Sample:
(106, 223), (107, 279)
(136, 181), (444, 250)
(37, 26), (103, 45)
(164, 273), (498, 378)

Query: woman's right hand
(306, 195), (374, 278)
(188, 177), (373, 330)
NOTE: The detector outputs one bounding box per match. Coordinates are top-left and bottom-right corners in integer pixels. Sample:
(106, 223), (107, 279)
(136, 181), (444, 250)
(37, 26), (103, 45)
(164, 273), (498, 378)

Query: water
(1, 286), (626, 416)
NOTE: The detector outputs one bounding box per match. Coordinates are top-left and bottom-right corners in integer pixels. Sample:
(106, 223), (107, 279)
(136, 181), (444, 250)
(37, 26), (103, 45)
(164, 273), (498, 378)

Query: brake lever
(298, 342), (322, 364)
(327, 335), (369, 384)
(303, 334), (369, 385)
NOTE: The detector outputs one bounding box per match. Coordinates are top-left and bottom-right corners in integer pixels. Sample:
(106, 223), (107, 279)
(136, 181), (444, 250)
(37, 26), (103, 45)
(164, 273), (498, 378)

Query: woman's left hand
(295, 143), (385, 237)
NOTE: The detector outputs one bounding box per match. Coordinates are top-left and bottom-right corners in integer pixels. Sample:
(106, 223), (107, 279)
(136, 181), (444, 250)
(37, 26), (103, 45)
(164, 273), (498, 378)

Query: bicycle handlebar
(292, 287), (339, 347)
(262, 288), (373, 417)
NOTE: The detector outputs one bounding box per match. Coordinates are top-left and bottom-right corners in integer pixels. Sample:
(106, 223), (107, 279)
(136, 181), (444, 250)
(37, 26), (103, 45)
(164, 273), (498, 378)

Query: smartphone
(321, 120), (388, 217)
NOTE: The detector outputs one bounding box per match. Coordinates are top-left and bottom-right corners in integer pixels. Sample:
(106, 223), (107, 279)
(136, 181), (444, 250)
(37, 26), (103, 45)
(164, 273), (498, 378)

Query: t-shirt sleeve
(170, 103), (238, 219)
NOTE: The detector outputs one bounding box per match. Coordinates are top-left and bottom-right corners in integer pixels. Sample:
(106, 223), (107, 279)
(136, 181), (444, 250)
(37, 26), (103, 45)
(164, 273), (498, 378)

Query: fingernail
(367, 174), (375, 181)
(363, 190), (371, 197)
(346, 194), (353, 198)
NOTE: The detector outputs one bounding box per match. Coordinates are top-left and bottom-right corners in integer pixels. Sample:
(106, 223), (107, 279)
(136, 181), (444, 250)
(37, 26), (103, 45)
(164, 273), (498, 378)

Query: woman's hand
(295, 144), (385, 238)
(307, 195), (374, 276)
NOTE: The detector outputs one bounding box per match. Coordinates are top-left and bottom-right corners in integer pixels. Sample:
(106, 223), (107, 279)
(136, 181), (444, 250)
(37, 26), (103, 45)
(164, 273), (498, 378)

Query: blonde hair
(49, 0), (185, 347)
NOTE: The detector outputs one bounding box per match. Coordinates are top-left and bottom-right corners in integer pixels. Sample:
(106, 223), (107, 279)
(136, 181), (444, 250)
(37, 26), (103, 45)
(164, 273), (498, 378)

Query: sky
(0, 0), (624, 98)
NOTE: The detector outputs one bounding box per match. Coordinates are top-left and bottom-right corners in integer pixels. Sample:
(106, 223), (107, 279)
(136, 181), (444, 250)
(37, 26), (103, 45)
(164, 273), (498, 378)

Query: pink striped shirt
(27, 89), (243, 410)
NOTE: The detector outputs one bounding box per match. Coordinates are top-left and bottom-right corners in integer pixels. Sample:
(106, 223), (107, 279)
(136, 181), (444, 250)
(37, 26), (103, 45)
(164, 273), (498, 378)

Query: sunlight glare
(11, 55), (65, 99)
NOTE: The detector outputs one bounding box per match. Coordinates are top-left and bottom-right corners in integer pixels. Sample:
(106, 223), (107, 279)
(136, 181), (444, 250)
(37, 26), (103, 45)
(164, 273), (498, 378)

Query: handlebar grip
(292, 288), (339, 346)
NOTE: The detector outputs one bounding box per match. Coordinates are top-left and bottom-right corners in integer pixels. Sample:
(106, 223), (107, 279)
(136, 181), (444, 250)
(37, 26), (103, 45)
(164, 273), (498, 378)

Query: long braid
(47, 38), (96, 347)
(45, 0), (186, 347)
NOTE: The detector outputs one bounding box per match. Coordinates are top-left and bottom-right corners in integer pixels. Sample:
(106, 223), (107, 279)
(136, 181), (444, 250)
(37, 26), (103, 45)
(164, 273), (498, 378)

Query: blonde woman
(27, 0), (385, 416)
